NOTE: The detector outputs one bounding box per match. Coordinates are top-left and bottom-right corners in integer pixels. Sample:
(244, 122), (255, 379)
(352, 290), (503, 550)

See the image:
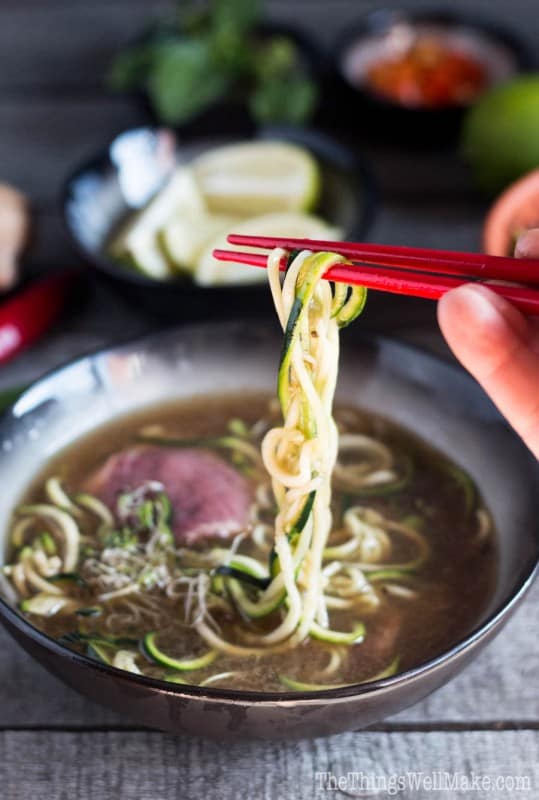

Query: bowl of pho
(0, 250), (537, 739)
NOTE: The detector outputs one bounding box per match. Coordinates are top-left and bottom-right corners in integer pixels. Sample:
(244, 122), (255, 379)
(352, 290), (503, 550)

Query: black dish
(0, 323), (537, 739)
(329, 8), (534, 146)
(62, 126), (377, 320)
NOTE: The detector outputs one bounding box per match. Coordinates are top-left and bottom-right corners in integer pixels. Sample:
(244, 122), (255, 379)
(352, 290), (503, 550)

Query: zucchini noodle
(224, 248), (368, 650)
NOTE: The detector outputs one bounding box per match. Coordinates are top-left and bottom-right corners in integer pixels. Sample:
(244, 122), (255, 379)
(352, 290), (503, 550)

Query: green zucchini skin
(291, 490), (316, 536)
(20, 594), (76, 616)
(214, 565), (271, 591)
(368, 568), (416, 582)
(226, 580), (286, 619)
(334, 285), (368, 328)
(142, 633), (217, 672)
(87, 642), (112, 665)
(440, 460), (477, 513)
(279, 656), (400, 691)
(309, 621), (366, 645)
(48, 572), (87, 588)
(268, 489), (315, 581)
(279, 675), (351, 691)
(75, 606), (103, 617)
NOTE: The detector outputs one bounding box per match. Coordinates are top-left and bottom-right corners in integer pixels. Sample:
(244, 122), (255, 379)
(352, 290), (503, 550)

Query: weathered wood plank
(370, 198), (486, 250)
(0, 0), (535, 89)
(0, 2), (173, 90)
(0, 729), (537, 800)
(0, 582), (537, 728)
(0, 99), (144, 204)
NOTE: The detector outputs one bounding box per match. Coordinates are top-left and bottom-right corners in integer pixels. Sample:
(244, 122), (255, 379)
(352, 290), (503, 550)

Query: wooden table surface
(1, 2), (538, 798)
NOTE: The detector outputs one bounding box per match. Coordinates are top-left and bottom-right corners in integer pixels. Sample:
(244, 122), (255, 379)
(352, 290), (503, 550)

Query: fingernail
(515, 228), (539, 258)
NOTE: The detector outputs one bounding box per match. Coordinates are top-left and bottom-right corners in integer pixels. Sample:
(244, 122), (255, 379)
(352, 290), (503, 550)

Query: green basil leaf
(212, 0), (260, 37)
(250, 75), (318, 124)
(253, 38), (297, 80)
(147, 39), (230, 124)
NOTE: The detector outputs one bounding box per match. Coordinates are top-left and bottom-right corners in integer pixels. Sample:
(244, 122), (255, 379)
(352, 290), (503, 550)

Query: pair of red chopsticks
(214, 236), (539, 315)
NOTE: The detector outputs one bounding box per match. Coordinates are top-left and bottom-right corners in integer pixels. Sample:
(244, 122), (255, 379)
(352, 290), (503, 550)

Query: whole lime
(461, 75), (539, 193)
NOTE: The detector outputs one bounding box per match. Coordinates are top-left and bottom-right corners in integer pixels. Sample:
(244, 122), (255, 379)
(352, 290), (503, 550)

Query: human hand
(438, 229), (539, 459)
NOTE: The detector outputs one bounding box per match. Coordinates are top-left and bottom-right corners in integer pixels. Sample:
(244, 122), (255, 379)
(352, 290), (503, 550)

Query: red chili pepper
(0, 271), (74, 365)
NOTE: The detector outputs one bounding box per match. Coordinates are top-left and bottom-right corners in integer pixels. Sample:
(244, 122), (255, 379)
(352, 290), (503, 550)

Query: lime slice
(109, 167), (206, 279)
(195, 212), (342, 286)
(159, 213), (240, 274)
(192, 141), (320, 217)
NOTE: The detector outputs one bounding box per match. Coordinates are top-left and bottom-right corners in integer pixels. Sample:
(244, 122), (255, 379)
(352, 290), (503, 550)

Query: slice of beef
(84, 446), (252, 546)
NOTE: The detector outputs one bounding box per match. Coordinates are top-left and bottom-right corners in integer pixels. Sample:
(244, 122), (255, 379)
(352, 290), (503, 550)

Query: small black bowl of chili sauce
(330, 9), (533, 145)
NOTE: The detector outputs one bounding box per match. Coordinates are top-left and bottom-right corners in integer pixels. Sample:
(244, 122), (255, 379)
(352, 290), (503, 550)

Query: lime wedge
(192, 141), (320, 217)
(109, 167), (206, 279)
(195, 212), (342, 286)
(160, 213), (240, 274)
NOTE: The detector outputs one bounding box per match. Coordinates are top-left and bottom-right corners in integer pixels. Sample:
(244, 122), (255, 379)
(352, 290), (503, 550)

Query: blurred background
(1, 0), (538, 395)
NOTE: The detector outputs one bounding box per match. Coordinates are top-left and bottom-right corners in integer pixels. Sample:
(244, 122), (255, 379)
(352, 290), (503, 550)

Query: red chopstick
(226, 234), (539, 285)
(212, 245), (539, 316)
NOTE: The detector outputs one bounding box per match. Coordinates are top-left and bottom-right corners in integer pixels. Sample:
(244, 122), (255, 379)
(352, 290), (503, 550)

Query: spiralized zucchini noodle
(200, 249), (369, 653)
(1, 249), (490, 690)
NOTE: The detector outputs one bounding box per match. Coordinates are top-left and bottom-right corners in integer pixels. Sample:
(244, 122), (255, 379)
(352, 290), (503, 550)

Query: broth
(4, 393), (497, 692)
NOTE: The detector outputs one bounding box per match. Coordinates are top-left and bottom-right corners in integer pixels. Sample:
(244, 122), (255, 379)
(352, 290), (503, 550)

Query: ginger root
(0, 183), (30, 291)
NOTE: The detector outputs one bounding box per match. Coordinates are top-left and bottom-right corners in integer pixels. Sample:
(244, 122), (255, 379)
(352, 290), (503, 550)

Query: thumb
(438, 283), (539, 459)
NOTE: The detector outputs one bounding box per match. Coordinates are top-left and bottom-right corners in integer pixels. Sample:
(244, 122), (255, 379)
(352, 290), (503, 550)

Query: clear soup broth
(5, 393), (497, 692)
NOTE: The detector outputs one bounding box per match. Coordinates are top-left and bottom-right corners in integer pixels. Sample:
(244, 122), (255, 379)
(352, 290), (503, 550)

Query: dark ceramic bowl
(62, 126), (376, 320)
(330, 8), (533, 144)
(0, 323), (538, 739)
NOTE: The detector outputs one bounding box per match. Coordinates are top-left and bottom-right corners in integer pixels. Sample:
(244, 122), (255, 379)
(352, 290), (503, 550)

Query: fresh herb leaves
(108, 0), (317, 126)
(147, 39), (231, 125)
